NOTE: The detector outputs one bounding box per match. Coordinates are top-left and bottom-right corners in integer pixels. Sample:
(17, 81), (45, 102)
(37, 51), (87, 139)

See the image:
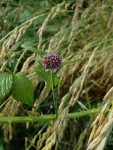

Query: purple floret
(42, 54), (62, 70)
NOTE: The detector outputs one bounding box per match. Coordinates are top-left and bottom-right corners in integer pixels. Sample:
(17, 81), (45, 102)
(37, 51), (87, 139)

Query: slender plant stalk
(13, 49), (28, 74)
(3, 66), (12, 74)
(51, 70), (58, 119)
(0, 106), (102, 124)
(0, 99), (9, 109)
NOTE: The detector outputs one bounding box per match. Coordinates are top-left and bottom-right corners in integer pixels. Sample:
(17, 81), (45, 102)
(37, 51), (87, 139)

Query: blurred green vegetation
(1, 0), (113, 150)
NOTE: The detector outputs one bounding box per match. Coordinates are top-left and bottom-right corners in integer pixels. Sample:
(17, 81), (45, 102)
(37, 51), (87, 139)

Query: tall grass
(1, 0), (113, 149)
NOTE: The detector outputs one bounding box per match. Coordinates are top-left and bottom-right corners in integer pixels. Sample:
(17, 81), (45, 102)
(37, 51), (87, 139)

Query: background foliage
(1, 0), (113, 150)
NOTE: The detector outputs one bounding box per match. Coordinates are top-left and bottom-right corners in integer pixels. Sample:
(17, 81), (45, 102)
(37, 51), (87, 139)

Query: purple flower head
(42, 53), (62, 70)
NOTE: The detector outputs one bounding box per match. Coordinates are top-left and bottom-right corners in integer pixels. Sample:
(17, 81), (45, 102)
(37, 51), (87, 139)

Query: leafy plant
(12, 74), (34, 106)
(0, 72), (34, 106)
(0, 72), (13, 100)
(35, 66), (60, 90)
(1, 0), (113, 150)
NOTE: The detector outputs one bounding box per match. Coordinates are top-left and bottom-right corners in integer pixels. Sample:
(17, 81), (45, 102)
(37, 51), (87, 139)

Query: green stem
(13, 49), (28, 74)
(51, 70), (58, 119)
(3, 66), (12, 74)
(0, 107), (102, 124)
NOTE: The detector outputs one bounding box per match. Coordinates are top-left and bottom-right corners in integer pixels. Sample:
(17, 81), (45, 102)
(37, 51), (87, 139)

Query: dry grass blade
(87, 87), (113, 150)
(1, 0), (113, 149)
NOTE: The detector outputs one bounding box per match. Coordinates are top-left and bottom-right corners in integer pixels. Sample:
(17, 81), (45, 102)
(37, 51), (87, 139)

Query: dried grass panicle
(41, 132), (56, 150)
(54, 107), (68, 141)
(74, 128), (87, 150)
(68, 0), (84, 50)
(26, 123), (48, 150)
(1, 0), (113, 149)
(87, 116), (113, 150)
(33, 86), (49, 109)
(72, 0), (84, 26)
(38, 1), (66, 49)
(87, 102), (110, 145)
(0, 16), (35, 68)
(47, 23), (68, 53)
(59, 94), (69, 112)
(21, 53), (41, 88)
(69, 49), (95, 107)
(36, 125), (52, 150)
(1, 97), (20, 142)
(2, 123), (13, 143)
(107, 12), (113, 28)
(38, 12), (52, 49)
(40, 107), (68, 150)
(60, 48), (95, 109)
(87, 87), (113, 150)
(1, 97), (20, 117)
(81, 2), (95, 20)
(21, 54), (36, 73)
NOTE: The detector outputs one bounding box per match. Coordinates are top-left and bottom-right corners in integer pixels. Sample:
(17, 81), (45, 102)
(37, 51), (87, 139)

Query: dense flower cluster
(42, 54), (62, 70)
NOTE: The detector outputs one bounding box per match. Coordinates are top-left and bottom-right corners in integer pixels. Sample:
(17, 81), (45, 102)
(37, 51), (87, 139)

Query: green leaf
(35, 67), (60, 90)
(12, 74), (34, 106)
(0, 72), (13, 100)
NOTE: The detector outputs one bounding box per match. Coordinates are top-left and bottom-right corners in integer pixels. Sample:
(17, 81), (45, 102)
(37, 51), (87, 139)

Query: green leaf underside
(0, 72), (13, 100)
(35, 67), (60, 90)
(12, 74), (34, 106)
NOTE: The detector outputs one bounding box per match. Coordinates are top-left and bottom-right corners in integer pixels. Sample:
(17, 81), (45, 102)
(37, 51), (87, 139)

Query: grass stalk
(13, 49), (28, 74)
